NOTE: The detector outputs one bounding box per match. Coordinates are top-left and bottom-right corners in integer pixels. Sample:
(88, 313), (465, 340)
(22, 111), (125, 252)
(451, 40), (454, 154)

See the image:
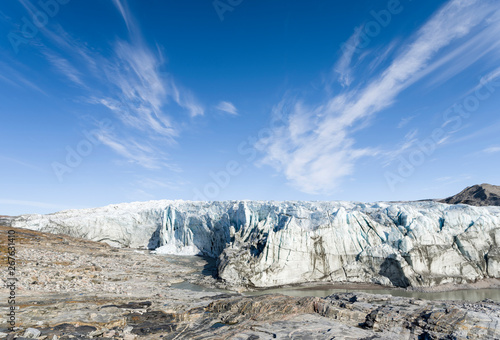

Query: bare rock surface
(0, 216), (12, 227)
(1, 225), (500, 339)
(441, 183), (500, 206)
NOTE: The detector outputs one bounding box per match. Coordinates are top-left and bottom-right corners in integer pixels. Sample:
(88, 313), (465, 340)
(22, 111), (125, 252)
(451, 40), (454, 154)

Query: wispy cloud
(43, 51), (85, 86)
(333, 27), (363, 87)
(170, 82), (205, 117)
(465, 66), (500, 96)
(382, 129), (420, 167)
(0, 59), (46, 95)
(258, 0), (499, 194)
(96, 131), (175, 170)
(111, 0), (133, 32)
(366, 40), (399, 75)
(99, 41), (179, 138)
(0, 156), (47, 173)
(0, 10), (11, 23)
(20, 0), (204, 171)
(421, 15), (500, 88)
(215, 101), (238, 115)
(397, 114), (417, 129)
(482, 66), (500, 83)
(484, 146), (500, 153)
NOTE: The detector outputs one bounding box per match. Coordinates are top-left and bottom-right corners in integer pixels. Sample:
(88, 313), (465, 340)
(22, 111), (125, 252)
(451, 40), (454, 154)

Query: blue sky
(1, 0), (500, 215)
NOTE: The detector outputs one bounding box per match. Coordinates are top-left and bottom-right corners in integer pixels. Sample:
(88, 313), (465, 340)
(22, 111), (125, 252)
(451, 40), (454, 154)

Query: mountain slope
(441, 184), (500, 206)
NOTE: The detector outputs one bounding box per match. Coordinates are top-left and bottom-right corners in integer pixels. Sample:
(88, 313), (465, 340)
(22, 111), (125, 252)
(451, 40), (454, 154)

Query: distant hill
(440, 183), (500, 206)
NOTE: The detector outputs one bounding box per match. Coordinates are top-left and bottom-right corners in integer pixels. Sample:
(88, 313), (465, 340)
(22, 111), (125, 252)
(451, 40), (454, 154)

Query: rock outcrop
(205, 293), (500, 339)
(441, 183), (500, 206)
(10, 200), (500, 289)
(0, 215), (13, 227)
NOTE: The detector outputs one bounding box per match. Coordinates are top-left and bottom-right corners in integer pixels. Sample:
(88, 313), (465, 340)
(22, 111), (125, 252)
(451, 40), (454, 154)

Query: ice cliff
(10, 200), (500, 289)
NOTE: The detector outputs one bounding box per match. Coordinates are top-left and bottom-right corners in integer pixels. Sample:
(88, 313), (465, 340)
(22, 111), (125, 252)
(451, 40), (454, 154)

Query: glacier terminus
(11, 200), (500, 290)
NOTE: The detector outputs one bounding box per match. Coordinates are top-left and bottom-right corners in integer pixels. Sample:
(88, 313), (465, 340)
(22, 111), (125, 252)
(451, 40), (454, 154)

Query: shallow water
(171, 281), (227, 293)
(160, 254), (500, 302)
(244, 286), (500, 302)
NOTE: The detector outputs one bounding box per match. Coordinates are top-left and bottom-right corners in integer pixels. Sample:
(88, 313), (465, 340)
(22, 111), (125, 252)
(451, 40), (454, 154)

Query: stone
(23, 328), (41, 339)
(103, 330), (115, 337)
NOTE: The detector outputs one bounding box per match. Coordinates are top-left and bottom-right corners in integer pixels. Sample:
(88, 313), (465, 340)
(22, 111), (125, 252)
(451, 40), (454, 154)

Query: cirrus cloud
(258, 0), (499, 194)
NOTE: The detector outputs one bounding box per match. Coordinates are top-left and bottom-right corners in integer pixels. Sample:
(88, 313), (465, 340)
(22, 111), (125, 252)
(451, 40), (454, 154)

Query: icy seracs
(11, 200), (500, 288)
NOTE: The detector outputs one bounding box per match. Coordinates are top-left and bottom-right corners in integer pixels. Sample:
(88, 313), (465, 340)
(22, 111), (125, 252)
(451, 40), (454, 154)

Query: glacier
(10, 200), (500, 289)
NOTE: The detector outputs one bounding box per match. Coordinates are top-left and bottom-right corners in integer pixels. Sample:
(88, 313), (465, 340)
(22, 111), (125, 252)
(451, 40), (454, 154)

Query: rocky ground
(1, 225), (500, 339)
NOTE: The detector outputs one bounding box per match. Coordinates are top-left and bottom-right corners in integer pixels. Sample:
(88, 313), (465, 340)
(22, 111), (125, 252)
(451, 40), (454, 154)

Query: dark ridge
(440, 183), (500, 207)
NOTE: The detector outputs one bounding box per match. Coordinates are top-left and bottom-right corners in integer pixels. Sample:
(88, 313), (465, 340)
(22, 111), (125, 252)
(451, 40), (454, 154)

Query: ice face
(11, 200), (500, 288)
